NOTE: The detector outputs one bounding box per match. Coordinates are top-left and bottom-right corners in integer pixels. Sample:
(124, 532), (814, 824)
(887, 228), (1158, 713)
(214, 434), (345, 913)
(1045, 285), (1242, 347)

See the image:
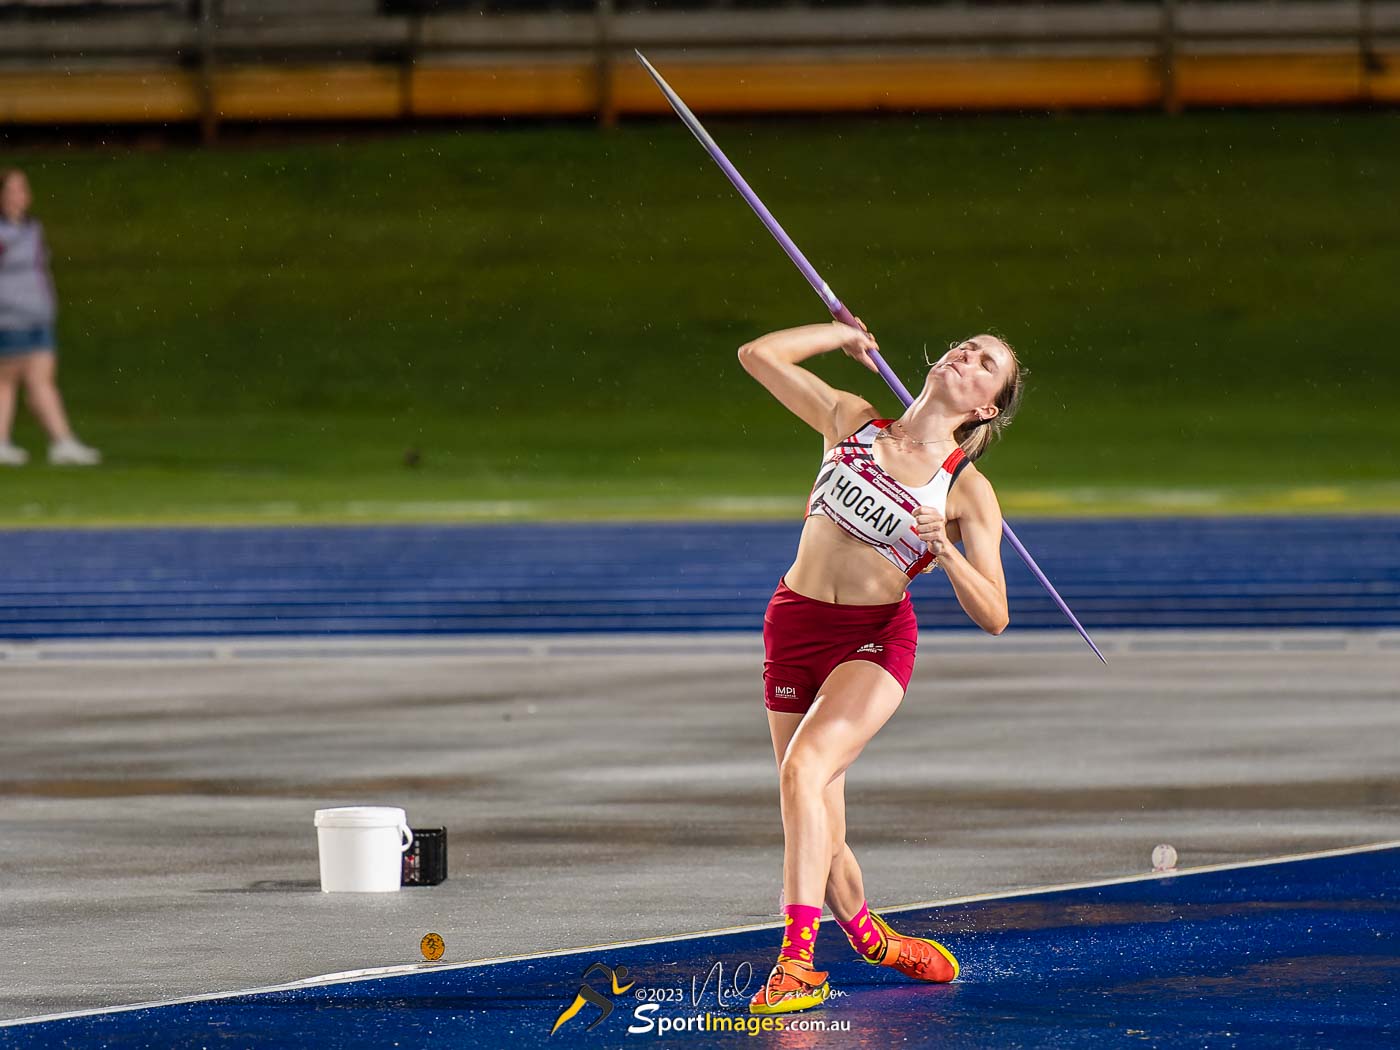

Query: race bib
(810, 457), (918, 547)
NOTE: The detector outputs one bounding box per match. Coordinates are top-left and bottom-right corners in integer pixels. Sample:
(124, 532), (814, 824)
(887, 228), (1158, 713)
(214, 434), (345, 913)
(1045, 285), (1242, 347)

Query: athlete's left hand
(833, 317), (881, 374)
(914, 506), (951, 558)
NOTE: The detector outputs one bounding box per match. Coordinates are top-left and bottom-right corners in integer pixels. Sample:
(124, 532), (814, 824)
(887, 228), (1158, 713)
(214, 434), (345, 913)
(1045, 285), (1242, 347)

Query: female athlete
(738, 318), (1024, 1014)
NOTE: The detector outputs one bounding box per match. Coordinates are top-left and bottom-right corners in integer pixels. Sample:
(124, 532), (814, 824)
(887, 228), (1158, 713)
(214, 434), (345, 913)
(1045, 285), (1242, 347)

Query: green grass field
(4, 112), (1398, 524)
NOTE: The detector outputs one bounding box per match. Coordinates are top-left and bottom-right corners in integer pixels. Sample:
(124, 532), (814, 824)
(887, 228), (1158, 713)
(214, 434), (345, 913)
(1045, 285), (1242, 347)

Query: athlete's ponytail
(953, 334), (1025, 463)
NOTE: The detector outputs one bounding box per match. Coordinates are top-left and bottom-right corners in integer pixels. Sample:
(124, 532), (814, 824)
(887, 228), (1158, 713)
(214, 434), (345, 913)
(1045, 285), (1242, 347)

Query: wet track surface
(5, 846), (1396, 1049)
(1, 636), (1397, 1031)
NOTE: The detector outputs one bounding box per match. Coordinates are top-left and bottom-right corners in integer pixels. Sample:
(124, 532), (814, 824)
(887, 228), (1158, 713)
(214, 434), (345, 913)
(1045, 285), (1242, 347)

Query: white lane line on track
(5, 838), (1397, 1029)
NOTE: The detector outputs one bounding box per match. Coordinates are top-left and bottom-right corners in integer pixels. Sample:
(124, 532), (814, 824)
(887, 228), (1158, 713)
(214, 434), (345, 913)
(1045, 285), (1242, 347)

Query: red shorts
(762, 578), (918, 715)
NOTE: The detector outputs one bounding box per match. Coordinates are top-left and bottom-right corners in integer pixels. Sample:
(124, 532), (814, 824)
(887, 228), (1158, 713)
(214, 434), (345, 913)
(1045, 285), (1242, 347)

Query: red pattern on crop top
(805, 418), (969, 578)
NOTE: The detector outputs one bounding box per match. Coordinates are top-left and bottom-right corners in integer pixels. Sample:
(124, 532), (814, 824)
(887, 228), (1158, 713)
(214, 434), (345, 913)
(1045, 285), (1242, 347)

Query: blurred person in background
(0, 168), (101, 466)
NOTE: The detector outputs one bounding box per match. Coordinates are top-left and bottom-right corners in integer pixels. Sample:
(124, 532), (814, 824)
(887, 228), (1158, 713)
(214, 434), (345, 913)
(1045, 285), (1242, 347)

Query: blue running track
(3, 845), (1396, 1049)
(0, 516), (1397, 640)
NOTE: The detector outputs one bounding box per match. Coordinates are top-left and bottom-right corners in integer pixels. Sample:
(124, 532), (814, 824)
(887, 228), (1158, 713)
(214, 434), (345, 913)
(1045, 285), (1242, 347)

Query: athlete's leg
(784, 693), (956, 982)
(754, 699), (882, 1015)
(765, 712), (866, 922)
(778, 661), (904, 915)
(824, 814), (869, 922)
(765, 655), (954, 984)
(765, 709), (802, 766)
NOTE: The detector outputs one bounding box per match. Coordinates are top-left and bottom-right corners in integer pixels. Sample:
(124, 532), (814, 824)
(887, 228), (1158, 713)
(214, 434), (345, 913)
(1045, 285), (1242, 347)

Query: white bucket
(314, 806), (413, 893)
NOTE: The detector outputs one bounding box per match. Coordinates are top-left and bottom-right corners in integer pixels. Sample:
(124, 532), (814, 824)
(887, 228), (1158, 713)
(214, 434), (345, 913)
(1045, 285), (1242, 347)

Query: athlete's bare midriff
(783, 515), (916, 606)
(787, 501), (967, 606)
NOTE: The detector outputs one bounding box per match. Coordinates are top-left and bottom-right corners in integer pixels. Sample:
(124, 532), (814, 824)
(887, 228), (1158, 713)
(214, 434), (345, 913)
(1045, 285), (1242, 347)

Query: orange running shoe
(748, 959), (831, 1015)
(868, 911), (959, 983)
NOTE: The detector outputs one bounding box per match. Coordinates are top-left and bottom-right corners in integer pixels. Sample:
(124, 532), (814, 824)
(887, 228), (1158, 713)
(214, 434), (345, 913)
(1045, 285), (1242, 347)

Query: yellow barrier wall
(607, 57), (1165, 112)
(0, 71), (198, 123)
(216, 66), (403, 121)
(0, 53), (1395, 124)
(412, 63), (597, 117)
(1178, 54), (1363, 106)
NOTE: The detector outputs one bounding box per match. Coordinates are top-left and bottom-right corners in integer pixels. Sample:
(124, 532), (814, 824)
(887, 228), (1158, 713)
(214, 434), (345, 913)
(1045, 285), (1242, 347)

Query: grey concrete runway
(1, 631), (1398, 1021)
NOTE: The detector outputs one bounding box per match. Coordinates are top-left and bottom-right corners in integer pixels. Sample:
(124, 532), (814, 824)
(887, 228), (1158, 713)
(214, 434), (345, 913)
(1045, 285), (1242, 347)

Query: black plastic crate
(402, 827), (448, 886)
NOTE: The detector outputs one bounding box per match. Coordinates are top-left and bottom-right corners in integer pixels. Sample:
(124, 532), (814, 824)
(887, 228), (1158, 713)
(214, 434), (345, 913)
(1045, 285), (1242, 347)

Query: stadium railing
(0, 1), (1395, 131)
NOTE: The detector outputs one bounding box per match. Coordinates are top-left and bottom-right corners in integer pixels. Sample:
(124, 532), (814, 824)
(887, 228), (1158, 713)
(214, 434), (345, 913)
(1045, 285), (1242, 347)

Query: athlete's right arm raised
(737, 322), (880, 447)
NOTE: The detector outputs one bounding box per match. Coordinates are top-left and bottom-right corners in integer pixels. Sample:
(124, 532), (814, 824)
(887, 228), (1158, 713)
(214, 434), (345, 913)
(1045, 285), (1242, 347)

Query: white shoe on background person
(0, 442), (29, 466)
(48, 436), (101, 466)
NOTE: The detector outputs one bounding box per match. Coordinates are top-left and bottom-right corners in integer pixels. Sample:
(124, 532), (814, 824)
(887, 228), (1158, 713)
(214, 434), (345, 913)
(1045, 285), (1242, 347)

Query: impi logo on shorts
(772, 685), (799, 700)
(550, 962), (635, 1035)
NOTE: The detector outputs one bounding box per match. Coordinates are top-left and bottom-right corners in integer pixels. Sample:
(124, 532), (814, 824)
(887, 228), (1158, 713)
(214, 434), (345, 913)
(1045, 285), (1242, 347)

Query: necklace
(877, 420), (955, 448)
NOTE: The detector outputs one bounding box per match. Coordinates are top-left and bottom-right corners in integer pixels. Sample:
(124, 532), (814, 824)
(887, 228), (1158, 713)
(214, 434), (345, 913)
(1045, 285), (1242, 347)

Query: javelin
(636, 50), (1106, 664)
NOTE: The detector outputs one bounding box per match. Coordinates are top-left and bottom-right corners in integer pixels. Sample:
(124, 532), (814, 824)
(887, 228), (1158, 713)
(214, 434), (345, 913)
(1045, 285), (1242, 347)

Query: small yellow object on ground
(420, 932), (445, 962)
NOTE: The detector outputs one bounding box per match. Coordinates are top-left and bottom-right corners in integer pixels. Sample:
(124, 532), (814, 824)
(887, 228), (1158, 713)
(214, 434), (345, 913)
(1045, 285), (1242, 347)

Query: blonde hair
(952, 333), (1025, 462)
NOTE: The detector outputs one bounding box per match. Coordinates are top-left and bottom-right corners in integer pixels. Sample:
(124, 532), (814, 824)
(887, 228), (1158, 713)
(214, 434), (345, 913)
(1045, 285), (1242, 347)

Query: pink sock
(778, 903), (823, 966)
(836, 902), (887, 961)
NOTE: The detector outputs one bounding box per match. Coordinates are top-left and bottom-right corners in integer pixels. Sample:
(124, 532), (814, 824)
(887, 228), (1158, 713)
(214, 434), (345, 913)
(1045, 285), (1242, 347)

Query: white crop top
(805, 419), (969, 578)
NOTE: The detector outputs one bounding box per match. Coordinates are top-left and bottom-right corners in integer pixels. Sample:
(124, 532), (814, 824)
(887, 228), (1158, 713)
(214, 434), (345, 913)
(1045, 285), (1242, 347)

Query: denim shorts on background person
(0, 325), (56, 356)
